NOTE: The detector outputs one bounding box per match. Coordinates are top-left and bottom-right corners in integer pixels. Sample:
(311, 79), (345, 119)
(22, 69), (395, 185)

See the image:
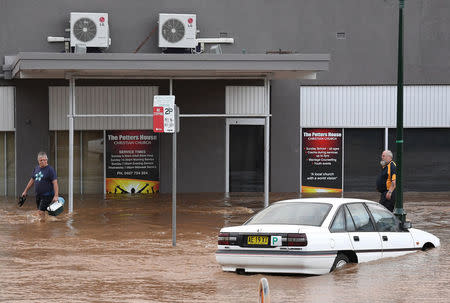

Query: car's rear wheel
(330, 253), (350, 272)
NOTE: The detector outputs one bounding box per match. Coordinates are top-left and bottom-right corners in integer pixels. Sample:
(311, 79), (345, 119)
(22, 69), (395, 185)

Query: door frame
(225, 118), (265, 193)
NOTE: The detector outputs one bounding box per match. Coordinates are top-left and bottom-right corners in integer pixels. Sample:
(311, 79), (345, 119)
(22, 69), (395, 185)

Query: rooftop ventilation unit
(158, 13), (197, 49)
(70, 12), (110, 48)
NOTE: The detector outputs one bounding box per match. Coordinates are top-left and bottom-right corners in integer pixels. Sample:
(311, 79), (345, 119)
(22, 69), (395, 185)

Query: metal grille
(0, 87), (15, 131)
(226, 86), (266, 115)
(73, 18), (97, 42)
(161, 19), (185, 43)
(300, 86), (450, 128)
(49, 86), (158, 130)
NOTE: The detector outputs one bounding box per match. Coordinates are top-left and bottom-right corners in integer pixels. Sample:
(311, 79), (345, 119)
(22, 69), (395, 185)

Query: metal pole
(299, 127), (302, 197)
(55, 131), (58, 173)
(180, 114), (271, 118)
(385, 127), (389, 150)
(4, 133), (7, 196)
(225, 120), (230, 195)
(68, 77), (75, 213)
(394, 0), (406, 222)
(71, 114), (269, 118)
(171, 79), (177, 246)
(264, 78), (270, 207)
(80, 131), (83, 195)
(103, 130), (106, 197)
(14, 130), (17, 197)
(341, 128), (344, 198)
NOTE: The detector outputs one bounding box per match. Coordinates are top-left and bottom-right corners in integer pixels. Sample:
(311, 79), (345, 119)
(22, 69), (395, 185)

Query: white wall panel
(49, 86), (158, 130)
(301, 86), (450, 128)
(226, 86), (266, 114)
(300, 86), (396, 128)
(0, 87), (15, 131)
(404, 86), (450, 127)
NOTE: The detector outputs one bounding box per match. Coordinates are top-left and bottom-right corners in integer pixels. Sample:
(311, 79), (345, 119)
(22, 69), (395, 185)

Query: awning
(3, 52), (330, 80)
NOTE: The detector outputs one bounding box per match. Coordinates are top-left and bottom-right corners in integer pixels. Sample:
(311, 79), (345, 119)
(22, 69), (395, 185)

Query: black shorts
(36, 195), (53, 211)
(379, 191), (396, 212)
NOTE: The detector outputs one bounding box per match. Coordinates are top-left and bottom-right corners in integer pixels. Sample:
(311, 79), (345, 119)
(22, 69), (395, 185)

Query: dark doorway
(229, 125), (264, 192)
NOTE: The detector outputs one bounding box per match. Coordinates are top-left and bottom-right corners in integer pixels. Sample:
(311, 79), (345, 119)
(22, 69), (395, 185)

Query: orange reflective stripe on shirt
(386, 161), (396, 189)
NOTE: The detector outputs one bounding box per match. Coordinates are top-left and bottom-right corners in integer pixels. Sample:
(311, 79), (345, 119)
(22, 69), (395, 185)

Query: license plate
(247, 236), (269, 245)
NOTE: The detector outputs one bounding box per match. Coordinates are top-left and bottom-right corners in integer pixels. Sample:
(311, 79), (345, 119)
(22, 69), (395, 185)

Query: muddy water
(0, 192), (449, 303)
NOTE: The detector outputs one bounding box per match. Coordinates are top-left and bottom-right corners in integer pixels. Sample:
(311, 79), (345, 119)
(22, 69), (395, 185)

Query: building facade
(1, 0), (449, 196)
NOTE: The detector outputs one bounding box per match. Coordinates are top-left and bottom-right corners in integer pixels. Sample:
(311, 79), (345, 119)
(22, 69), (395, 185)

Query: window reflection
(346, 203), (375, 232)
(330, 207), (346, 232)
(367, 203), (400, 232)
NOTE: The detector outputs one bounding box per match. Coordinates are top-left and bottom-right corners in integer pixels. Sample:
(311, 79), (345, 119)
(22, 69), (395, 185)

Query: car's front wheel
(330, 253), (350, 272)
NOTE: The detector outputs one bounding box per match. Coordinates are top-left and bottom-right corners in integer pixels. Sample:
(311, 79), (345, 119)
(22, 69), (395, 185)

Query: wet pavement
(0, 192), (449, 302)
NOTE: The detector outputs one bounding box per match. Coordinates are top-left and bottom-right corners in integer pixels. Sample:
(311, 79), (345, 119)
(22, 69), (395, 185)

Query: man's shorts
(36, 195), (53, 211)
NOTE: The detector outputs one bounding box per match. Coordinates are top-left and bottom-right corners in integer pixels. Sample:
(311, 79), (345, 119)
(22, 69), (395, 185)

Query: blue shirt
(31, 165), (57, 196)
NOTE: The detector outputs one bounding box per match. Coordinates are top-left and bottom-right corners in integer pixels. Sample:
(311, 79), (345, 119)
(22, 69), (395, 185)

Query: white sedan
(215, 198), (440, 275)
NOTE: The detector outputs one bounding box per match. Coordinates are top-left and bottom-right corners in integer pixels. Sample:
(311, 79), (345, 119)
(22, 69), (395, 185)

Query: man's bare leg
(38, 210), (46, 222)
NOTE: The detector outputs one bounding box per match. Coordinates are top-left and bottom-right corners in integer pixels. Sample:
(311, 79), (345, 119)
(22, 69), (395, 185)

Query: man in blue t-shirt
(21, 152), (59, 220)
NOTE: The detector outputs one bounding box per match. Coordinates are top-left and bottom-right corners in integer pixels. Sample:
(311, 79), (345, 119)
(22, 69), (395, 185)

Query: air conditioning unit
(159, 13), (197, 48)
(70, 12), (110, 48)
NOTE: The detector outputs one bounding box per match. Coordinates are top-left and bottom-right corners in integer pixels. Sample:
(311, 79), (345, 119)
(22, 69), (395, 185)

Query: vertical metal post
(225, 120), (230, 195)
(14, 131), (17, 197)
(299, 127), (302, 197)
(103, 130), (106, 197)
(341, 128), (344, 197)
(55, 131), (58, 172)
(394, 0), (406, 222)
(264, 78), (270, 207)
(170, 79), (177, 246)
(385, 128), (389, 150)
(80, 131), (83, 194)
(4, 132), (7, 196)
(68, 77), (75, 213)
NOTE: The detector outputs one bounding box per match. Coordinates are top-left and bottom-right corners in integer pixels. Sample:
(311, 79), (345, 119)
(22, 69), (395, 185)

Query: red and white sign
(153, 95), (175, 133)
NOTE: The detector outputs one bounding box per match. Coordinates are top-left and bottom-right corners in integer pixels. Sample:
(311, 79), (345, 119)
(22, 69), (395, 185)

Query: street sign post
(153, 95), (175, 133)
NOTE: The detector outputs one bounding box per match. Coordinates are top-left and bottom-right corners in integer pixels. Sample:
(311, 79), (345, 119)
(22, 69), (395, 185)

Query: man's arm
(386, 178), (396, 200)
(22, 178), (34, 197)
(52, 179), (59, 202)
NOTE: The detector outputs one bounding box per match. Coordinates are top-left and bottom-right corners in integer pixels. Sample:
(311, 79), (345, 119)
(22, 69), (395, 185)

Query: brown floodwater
(0, 192), (449, 303)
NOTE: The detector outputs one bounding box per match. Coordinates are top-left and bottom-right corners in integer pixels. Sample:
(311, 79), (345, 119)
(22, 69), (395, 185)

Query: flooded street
(1, 192), (449, 303)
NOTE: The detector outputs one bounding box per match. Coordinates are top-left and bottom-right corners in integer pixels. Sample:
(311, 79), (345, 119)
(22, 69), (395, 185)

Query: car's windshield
(245, 202), (333, 226)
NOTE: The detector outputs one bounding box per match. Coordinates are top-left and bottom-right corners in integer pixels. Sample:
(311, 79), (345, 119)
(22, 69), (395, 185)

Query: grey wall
(271, 80), (301, 192)
(388, 128), (450, 192)
(2, 0), (450, 193)
(3, 1), (450, 84)
(344, 129), (385, 192)
(14, 80), (50, 193)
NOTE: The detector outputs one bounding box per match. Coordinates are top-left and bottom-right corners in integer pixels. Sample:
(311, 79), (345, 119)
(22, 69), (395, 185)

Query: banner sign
(153, 95), (175, 133)
(105, 130), (159, 194)
(301, 128), (343, 193)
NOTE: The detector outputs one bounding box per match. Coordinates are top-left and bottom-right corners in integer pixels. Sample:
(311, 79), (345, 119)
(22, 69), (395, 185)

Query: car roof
(272, 198), (376, 207)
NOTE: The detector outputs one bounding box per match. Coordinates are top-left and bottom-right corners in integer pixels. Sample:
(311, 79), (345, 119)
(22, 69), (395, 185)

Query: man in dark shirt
(376, 150), (396, 212)
(21, 152), (59, 221)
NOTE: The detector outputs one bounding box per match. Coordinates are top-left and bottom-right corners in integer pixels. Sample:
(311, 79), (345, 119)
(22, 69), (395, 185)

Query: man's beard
(380, 160), (387, 166)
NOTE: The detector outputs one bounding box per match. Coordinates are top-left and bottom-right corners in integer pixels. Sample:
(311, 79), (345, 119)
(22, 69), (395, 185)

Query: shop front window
(50, 131), (103, 194)
(0, 132), (15, 196)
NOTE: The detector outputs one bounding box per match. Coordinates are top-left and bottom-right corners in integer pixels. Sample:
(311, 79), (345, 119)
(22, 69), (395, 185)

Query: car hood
(220, 224), (324, 234)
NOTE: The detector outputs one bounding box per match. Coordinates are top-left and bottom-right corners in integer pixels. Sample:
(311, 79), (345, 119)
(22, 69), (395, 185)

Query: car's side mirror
(400, 221), (412, 230)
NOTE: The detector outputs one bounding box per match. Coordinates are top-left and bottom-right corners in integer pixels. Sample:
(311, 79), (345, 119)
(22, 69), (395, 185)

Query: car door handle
(353, 236), (359, 241)
(382, 236), (388, 241)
